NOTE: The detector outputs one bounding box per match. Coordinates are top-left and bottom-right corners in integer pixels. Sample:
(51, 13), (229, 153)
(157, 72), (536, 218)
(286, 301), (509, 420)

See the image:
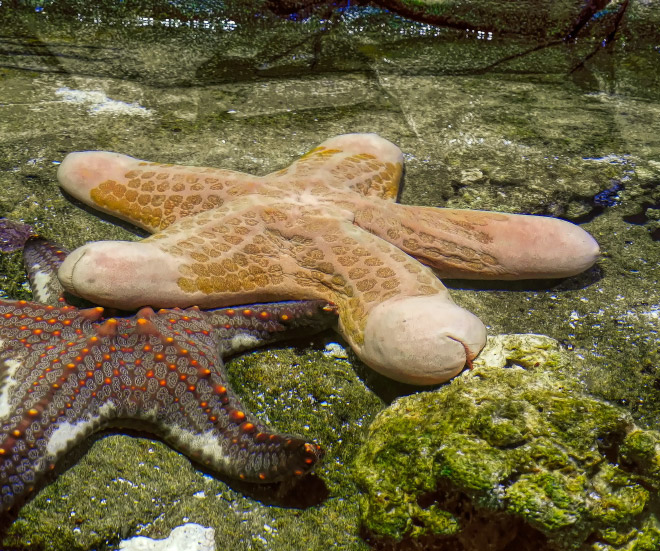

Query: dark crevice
(362, 482), (550, 550)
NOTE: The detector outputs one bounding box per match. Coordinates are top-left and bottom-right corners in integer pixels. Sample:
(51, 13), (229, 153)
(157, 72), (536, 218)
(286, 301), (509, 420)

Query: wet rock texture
(356, 335), (660, 551)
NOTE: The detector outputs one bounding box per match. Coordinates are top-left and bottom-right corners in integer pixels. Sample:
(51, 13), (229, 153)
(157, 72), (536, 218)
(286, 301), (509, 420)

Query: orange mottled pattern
(89, 164), (256, 232)
(354, 203), (505, 277)
(274, 146), (402, 200)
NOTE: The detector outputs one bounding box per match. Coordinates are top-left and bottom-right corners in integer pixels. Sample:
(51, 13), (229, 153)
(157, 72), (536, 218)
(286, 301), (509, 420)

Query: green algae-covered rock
(355, 335), (660, 551)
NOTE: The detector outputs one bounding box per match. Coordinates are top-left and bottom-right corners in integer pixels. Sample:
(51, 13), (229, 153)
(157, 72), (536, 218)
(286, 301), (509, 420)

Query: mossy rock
(355, 335), (660, 550)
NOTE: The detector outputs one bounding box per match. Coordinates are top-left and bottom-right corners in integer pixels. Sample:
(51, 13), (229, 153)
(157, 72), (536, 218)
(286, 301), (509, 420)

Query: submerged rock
(355, 335), (660, 550)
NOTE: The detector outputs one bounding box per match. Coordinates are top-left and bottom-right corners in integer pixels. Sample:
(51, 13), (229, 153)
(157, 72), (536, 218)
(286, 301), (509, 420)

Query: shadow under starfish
(0, 219), (336, 517)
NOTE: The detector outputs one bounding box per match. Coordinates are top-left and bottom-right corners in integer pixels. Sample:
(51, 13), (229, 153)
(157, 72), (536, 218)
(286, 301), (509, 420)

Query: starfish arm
(108, 307), (323, 484)
(57, 151), (262, 233)
(204, 300), (337, 356)
(0, 218), (70, 305)
(0, 302), (322, 512)
(266, 133), (404, 200)
(23, 237), (70, 305)
(0, 300), (106, 512)
(355, 203), (601, 280)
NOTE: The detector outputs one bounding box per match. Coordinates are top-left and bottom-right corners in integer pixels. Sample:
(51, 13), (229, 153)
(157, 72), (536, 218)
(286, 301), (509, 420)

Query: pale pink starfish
(56, 134), (599, 385)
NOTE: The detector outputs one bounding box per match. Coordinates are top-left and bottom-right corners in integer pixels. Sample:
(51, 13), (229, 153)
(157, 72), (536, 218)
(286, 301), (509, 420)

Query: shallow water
(0, 3), (659, 549)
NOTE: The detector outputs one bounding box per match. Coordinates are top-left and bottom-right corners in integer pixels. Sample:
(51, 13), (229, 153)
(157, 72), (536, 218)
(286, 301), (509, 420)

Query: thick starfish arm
(355, 203), (601, 279)
(58, 199), (486, 384)
(0, 301), (323, 512)
(57, 151), (261, 233)
(266, 133), (404, 200)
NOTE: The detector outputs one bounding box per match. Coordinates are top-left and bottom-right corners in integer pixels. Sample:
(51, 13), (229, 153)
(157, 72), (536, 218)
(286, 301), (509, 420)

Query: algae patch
(355, 334), (660, 550)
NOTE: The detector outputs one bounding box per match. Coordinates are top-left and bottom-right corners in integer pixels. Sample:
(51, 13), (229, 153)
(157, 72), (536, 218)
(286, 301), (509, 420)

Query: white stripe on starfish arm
(164, 426), (235, 471)
(29, 264), (57, 304)
(45, 401), (117, 457)
(0, 356), (22, 420)
(225, 333), (261, 355)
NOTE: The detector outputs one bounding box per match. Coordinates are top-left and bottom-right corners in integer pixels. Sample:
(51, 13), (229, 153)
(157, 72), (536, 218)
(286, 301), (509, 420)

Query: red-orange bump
(258, 311), (270, 320)
(136, 318), (160, 336)
(215, 385), (227, 394)
(79, 307), (104, 321)
(97, 318), (118, 337)
(136, 307), (155, 319)
(242, 309), (252, 317)
(229, 410), (246, 423)
(240, 422), (256, 433)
